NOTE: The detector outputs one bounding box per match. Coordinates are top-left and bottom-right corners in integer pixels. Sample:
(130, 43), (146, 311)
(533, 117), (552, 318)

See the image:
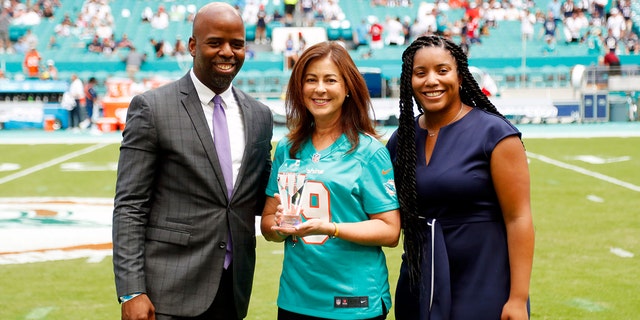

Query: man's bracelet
(119, 292), (142, 304)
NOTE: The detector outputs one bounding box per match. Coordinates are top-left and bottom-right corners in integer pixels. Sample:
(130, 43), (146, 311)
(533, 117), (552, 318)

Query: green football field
(1, 129), (639, 319)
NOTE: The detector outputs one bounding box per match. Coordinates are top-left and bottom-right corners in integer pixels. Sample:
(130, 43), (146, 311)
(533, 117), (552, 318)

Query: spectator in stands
(385, 16), (406, 46)
(272, 9), (283, 24)
(23, 45), (42, 79)
(283, 0), (298, 26)
(369, 17), (384, 50)
(503, 2), (521, 21)
(40, 59), (58, 80)
(95, 21), (114, 42)
(593, 0), (607, 24)
(242, 0), (260, 26)
(47, 35), (59, 50)
(606, 8), (626, 41)
(410, 16), (429, 40)
(300, 0), (314, 26)
(13, 36), (29, 55)
(459, 33), (470, 56)
(87, 35), (103, 53)
(185, 4), (196, 22)
(540, 11), (557, 41)
(402, 16), (412, 43)
(388, 35), (534, 320)
(601, 46), (621, 76)
(353, 18), (370, 49)
(585, 27), (604, 55)
(68, 73), (85, 131)
(562, 10), (584, 44)
(321, 0), (344, 22)
(141, 6), (153, 22)
(418, 7), (437, 36)
(255, 4), (268, 44)
(113, 4), (273, 320)
(22, 29), (38, 49)
(435, 9), (449, 36)
(115, 33), (134, 50)
(603, 27), (621, 53)
(173, 36), (188, 57)
(541, 35), (558, 55)
(284, 33), (297, 70)
(54, 13), (74, 37)
(547, 0), (562, 25)
(14, 5), (41, 26)
(168, 4), (186, 22)
(0, 9), (12, 54)
(150, 38), (166, 58)
(297, 31), (307, 56)
(619, 0), (633, 29)
(41, 2), (55, 20)
(121, 46), (146, 80)
(520, 8), (536, 41)
(150, 5), (169, 29)
(622, 31), (639, 55)
(102, 35), (116, 55)
(463, 15), (482, 45)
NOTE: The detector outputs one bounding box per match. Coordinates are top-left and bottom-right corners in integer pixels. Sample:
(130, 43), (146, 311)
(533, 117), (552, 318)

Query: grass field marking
(609, 247), (634, 258)
(25, 306), (56, 319)
(527, 152), (640, 192)
(0, 143), (111, 185)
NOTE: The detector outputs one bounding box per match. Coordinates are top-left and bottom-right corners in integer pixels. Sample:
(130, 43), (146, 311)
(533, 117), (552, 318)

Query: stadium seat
(326, 21), (342, 41)
(246, 24), (257, 42)
(502, 66), (522, 88)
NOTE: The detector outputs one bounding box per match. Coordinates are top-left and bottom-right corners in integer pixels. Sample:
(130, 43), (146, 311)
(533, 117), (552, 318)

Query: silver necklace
(427, 103), (464, 137)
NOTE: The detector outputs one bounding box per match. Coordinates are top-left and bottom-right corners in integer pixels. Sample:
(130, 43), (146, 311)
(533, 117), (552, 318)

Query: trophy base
(280, 214), (301, 227)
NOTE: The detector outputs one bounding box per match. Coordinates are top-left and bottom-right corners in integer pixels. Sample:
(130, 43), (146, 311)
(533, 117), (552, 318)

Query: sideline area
(1, 121), (640, 145)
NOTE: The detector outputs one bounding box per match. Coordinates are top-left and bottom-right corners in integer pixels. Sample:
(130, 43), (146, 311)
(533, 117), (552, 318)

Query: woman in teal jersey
(261, 41), (401, 320)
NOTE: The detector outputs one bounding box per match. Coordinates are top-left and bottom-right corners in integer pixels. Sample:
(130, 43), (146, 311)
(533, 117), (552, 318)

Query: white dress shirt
(190, 69), (246, 188)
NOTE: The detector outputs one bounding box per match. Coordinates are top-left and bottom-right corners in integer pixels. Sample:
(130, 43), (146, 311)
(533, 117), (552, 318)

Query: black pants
(69, 104), (82, 128)
(157, 265), (238, 320)
(278, 302), (387, 320)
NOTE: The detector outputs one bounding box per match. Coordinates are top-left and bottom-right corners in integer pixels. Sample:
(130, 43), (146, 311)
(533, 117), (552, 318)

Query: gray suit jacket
(113, 73), (273, 317)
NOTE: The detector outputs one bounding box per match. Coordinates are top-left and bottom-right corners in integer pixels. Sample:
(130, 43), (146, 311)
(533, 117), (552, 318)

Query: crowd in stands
(230, 0), (638, 60)
(0, 0), (638, 84)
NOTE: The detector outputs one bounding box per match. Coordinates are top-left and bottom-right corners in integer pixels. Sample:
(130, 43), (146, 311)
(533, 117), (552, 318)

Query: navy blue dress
(387, 108), (522, 320)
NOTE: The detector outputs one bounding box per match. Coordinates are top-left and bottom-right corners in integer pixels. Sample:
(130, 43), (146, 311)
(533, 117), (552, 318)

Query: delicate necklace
(311, 134), (345, 163)
(427, 103), (464, 137)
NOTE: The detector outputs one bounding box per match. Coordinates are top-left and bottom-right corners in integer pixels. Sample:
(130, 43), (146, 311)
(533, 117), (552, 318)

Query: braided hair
(395, 35), (505, 289)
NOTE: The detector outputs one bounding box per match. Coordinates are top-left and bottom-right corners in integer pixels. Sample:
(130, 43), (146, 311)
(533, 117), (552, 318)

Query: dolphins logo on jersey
(384, 179), (396, 196)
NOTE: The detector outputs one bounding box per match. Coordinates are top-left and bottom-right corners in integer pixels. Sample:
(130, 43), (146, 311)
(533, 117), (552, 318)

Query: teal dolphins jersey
(265, 133), (399, 319)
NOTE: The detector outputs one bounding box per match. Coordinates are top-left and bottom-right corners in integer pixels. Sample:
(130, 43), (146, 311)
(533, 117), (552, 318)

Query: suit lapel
(233, 88), (254, 190)
(179, 75), (229, 199)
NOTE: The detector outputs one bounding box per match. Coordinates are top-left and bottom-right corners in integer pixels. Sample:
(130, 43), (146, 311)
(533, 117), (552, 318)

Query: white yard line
(527, 152), (640, 192)
(0, 143), (110, 185)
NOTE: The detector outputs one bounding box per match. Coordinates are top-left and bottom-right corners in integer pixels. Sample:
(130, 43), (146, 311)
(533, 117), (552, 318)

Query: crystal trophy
(277, 160), (306, 227)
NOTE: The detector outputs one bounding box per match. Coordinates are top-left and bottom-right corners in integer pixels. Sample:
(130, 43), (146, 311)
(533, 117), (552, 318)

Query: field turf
(0, 133), (639, 319)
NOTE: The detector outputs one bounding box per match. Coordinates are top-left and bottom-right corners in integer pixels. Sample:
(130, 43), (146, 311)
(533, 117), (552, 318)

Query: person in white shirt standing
(68, 74), (85, 131)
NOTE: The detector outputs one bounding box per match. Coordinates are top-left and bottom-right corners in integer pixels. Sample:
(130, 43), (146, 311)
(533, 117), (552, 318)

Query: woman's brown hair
(284, 41), (378, 158)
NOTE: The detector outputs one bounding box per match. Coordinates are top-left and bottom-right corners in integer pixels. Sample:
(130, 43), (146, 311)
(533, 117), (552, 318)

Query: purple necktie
(213, 94), (233, 269)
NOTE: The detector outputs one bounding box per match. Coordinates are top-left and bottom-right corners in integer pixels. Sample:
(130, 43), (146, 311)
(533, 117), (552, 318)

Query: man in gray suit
(112, 3), (273, 319)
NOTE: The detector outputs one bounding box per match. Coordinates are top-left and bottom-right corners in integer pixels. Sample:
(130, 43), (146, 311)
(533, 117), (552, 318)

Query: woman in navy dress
(386, 35), (535, 320)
